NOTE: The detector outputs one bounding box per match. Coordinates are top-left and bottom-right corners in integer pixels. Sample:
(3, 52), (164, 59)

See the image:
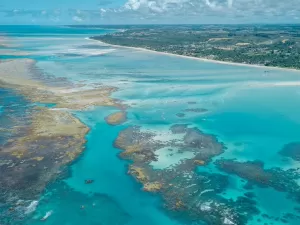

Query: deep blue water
(0, 25), (300, 225)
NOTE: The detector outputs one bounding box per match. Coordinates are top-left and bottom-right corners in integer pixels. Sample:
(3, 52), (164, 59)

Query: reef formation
(112, 120), (300, 224)
(279, 142), (300, 162)
(0, 58), (123, 222)
(105, 111), (127, 125)
(113, 124), (269, 224)
(215, 159), (300, 202)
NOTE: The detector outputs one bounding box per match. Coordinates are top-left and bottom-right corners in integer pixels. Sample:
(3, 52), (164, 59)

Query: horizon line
(1, 23), (300, 26)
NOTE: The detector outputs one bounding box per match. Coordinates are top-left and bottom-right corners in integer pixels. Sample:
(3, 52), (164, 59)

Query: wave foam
(24, 200), (39, 214)
(41, 210), (53, 221)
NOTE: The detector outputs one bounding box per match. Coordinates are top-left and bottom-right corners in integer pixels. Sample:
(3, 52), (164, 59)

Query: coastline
(89, 38), (300, 73)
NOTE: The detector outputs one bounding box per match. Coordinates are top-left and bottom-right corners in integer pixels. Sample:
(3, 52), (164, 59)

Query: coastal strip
(89, 38), (300, 73)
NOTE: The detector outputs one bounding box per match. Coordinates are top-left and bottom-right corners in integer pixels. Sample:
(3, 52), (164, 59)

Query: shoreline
(88, 38), (300, 73)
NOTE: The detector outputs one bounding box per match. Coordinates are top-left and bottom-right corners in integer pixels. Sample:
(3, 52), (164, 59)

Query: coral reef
(215, 159), (300, 199)
(170, 124), (188, 134)
(0, 58), (124, 214)
(0, 106), (89, 202)
(143, 182), (163, 192)
(279, 142), (300, 161)
(175, 113), (185, 118)
(184, 108), (208, 113)
(105, 111), (127, 125)
(113, 124), (265, 224)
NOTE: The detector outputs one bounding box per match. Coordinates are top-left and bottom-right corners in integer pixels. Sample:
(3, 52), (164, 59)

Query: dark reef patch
(215, 159), (300, 201)
(170, 124), (188, 134)
(114, 126), (161, 162)
(176, 113), (185, 118)
(183, 127), (224, 162)
(184, 108), (208, 113)
(279, 142), (300, 161)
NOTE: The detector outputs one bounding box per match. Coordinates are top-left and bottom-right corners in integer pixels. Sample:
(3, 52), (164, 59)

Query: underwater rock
(128, 166), (149, 182)
(85, 179), (94, 184)
(105, 111), (127, 125)
(279, 142), (300, 161)
(114, 126), (161, 162)
(215, 159), (300, 197)
(176, 113), (185, 118)
(194, 159), (206, 166)
(170, 124), (188, 134)
(184, 108), (208, 113)
(183, 127), (224, 161)
(143, 182), (163, 192)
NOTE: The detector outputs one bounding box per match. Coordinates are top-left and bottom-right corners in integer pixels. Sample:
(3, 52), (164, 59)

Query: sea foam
(24, 200), (39, 214)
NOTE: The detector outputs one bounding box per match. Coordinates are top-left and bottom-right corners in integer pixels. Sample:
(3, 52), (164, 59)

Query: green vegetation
(91, 24), (300, 69)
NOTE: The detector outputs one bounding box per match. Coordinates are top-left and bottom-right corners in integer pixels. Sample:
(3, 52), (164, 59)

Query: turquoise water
(22, 108), (179, 225)
(1, 25), (300, 225)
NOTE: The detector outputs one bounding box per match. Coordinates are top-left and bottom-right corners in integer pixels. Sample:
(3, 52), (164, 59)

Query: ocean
(0, 25), (299, 225)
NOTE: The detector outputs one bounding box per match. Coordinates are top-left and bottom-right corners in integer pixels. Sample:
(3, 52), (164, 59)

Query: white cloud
(119, 0), (300, 22)
(72, 16), (83, 22)
(2, 0), (300, 24)
(124, 0), (191, 13)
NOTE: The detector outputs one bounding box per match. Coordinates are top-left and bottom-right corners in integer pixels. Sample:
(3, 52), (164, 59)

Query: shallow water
(1, 25), (300, 225)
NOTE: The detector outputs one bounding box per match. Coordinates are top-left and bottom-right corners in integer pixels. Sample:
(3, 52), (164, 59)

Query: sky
(0, 0), (300, 25)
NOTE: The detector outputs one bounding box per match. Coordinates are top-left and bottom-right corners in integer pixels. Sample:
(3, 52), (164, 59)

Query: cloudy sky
(0, 0), (299, 24)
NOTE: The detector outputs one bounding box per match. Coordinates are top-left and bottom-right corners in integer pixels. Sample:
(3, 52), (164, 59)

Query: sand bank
(0, 59), (122, 110)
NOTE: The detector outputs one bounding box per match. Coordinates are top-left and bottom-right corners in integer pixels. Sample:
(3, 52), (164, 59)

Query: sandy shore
(89, 38), (300, 73)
